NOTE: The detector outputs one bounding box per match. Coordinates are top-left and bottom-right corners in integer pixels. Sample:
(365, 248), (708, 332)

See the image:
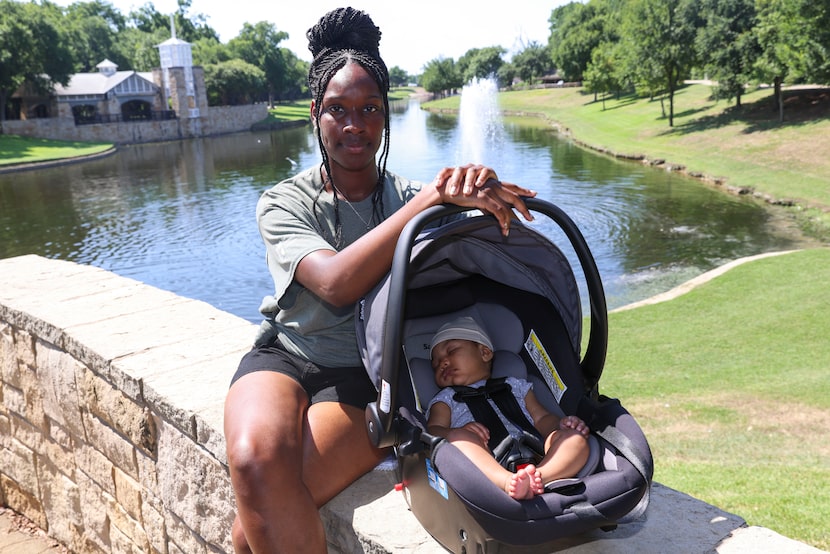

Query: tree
(278, 49), (308, 101)
(229, 22), (289, 105)
(191, 36), (233, 66)
(128, 0), (217, 43)
(0, 0), (74, 124)
(511, 42), (553, 85)
(457, 47), (505, 84)
(203, 59), (265, 105)
(754, 0), (830, 121)
(696, 0), (759, 107)
(619, 0), (702, 126)
(118, 25), (167, 71)
(548, 1), (604, 81)
(389, 66), (409, 87)
(64, 0), (129, 72)
(583, 41), (621, 107)
(420, 58), (462, 97)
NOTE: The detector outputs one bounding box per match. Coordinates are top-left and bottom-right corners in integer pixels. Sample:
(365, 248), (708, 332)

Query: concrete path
(0, 507), (67, 553)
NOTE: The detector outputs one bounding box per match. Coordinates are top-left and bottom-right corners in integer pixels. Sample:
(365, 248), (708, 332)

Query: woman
(223, 7), (536, 553)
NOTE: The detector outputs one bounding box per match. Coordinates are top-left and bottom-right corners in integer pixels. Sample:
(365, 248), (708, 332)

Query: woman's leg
(302, 401), (390, 507)
(224, 371), (323, 553)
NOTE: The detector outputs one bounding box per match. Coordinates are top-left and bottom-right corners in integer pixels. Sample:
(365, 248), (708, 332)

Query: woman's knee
(231, 516), (252, 554)
(224, 375), (307, 480)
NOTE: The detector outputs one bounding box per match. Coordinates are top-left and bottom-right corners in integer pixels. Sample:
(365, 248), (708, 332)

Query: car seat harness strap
(452, 377), (545, 471)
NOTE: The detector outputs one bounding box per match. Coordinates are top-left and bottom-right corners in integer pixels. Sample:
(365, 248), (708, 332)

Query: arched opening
(72, 104), (97, 124)
(32, 104), (49, 118)
(121, 100), (152, 121)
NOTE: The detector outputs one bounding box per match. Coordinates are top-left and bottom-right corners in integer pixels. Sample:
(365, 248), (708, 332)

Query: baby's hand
(460, 421), (491, 445)
(560, 415), (589, 436)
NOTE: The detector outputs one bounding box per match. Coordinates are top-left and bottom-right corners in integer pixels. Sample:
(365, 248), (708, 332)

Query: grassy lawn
(601, 248), (830, 550)
(264, 86), (419, 125)
(0, 134), (112, 167)
(428, 84), (830, 241)
(429, 86), (830, 548)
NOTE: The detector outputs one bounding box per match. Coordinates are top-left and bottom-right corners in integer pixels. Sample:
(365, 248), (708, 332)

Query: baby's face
(431, 339), (492, 388)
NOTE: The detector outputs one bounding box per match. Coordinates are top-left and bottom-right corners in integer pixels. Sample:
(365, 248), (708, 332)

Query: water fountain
(456, 77), (504, 165)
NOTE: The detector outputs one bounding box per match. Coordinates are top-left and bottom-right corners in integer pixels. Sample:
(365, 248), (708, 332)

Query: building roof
(52, 70), (157, 97)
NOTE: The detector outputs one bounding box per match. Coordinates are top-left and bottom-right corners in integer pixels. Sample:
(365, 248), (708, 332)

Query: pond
(0, 96), (814, 323)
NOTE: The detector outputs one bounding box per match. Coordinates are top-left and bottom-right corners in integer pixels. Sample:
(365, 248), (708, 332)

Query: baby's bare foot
(506, 466), (536, 499)
(525, 464), (544, 496)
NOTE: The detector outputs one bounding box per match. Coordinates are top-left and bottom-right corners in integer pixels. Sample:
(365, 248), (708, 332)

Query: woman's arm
(296, 165), (536, 307)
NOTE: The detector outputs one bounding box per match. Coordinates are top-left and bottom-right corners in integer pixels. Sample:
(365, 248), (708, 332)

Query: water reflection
(0, 99), (815, 322)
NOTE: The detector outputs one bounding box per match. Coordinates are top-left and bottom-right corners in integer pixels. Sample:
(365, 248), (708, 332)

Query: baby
(426, 317), (590, 499)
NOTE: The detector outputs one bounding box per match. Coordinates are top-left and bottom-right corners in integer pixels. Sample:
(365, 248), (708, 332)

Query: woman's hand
(431, 164), (536, 236)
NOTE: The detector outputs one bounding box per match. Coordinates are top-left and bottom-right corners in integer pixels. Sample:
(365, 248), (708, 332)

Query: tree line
(3, 0), (828, 126)
(549, 0), (830, 125)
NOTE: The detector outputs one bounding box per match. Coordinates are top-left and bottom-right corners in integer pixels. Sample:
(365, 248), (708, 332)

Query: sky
(60, 0), (570, 75)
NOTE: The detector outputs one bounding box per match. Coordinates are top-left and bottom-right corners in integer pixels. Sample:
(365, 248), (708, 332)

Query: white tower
(157, 16), (199, 118)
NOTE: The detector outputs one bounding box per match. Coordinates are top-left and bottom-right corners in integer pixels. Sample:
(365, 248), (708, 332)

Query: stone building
(4, 26), (265, 145)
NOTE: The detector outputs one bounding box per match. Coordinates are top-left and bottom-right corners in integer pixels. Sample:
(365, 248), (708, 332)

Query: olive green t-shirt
(254, 165), (421, 367)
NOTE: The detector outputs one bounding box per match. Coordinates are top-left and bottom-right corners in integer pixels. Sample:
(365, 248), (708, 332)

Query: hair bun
(307, 7), (382, 59)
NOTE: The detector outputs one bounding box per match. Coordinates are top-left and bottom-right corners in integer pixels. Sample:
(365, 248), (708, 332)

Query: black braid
(307, 7), (391, 249)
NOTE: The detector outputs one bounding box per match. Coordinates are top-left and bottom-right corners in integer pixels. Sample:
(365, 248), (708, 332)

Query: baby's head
(430, 317), (494, 387)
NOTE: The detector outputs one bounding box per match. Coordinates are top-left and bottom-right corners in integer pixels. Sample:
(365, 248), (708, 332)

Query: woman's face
(315, 62), (386, 176)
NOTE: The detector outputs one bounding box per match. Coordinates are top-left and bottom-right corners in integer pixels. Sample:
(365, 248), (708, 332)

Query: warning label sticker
(524, 330), (567, 403)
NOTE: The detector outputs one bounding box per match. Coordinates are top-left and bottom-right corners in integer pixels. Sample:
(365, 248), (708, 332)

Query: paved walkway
(0, 507), (68, 553)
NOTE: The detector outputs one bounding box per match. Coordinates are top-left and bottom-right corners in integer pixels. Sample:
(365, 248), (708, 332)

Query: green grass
(265, 87), (419, 123)
(601, 248), (830, 550)
(427, 84), (830, 240)
(0, 134), (112, 167)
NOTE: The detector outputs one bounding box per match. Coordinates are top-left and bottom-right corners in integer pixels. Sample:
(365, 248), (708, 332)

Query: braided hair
(307, 7), (391, 248)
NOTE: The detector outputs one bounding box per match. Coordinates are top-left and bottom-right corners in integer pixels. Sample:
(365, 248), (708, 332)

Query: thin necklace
(330, 181), (374, 230)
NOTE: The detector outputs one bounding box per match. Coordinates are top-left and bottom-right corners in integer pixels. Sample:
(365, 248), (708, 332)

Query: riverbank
(0, 135), (114, 173)
(427, 83), (830, 242)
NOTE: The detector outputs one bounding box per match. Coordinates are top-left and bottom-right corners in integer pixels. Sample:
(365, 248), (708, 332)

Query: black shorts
(231, 339), (377, 409)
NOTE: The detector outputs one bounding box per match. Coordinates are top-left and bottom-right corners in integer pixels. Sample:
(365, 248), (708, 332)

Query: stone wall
(0, 254), (253, 553)
(1, 104), (267, 145)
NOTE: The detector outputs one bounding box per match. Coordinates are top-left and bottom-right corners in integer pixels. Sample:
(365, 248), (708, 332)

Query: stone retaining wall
(0, 254), (253, 553)
(1, 104), (267, 145)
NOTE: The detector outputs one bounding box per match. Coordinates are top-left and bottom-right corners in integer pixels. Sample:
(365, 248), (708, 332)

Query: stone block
(2, 384), (26, 424)
(37, 338), (85, 438)
(105, 489), (151, 552)
(113, 466), (144, 523)
(76, 471), (112, 553)
(134, 346), (244, 443)
(38, 459), (82, 548)
(0, 321), (14, 383)
(156, 420), (235, 553)
(75, 442), (116, 496)
(140, 492), (169, 554)
(164, 511), (208, 554)
(82, 410), (139, 480)
(14, 327), (36, 370)
(0, 473), (46, 529)
(0, 436), (38, 495)
(80, 366), (157, 456)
